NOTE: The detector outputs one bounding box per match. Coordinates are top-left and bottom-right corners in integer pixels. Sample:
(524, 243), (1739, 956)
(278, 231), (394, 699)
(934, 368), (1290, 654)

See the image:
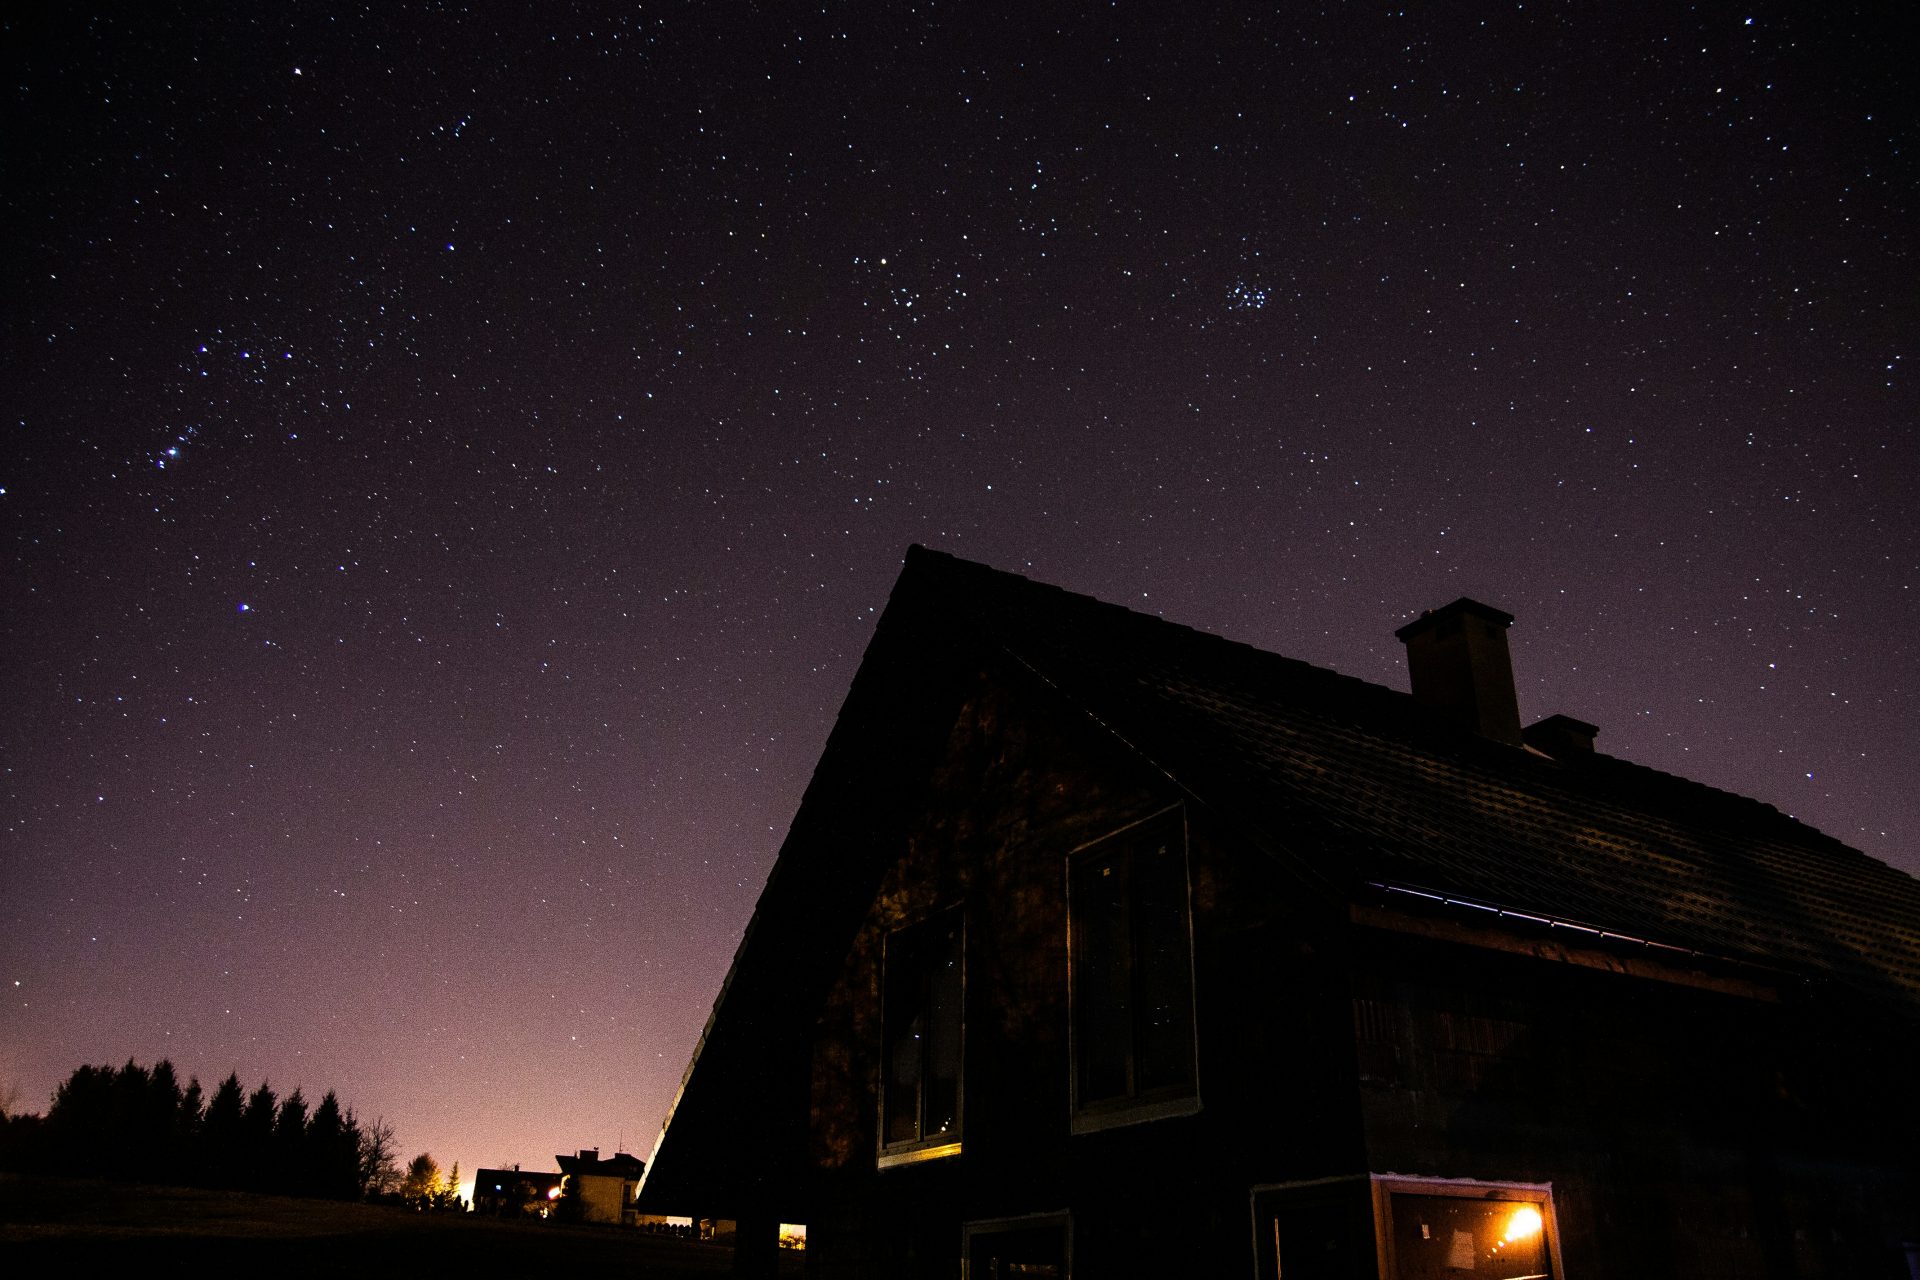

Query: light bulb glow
(1504, 1204), (1544, 1241)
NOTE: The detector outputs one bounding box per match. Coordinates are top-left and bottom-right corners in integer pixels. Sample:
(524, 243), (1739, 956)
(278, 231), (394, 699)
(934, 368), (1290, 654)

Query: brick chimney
(1395, 598), (1523, 746)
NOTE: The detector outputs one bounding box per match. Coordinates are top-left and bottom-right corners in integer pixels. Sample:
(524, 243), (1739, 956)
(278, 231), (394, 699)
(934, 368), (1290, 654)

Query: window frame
(876, 903), (966, 1168)
(1249, 1174), (1374, 1279)
(961, 1209), (1072, 1280)
(1065, 805), (1201, 1134)
(1369, 1175), (1563, 1280)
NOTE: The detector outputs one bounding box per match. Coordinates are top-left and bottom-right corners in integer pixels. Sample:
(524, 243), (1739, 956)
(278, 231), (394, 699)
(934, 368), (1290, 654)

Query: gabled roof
(557, 1150), (646, 1178)
(918, 546), (1920, 1006)
(640, 547), (1920, 1213)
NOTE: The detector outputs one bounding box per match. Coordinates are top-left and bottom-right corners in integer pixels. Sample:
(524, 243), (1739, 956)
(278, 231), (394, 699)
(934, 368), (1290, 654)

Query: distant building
(637, 547), (1920, 1277)
(471, 1164), (563, 1217)
(555, 1147), (646, 1226)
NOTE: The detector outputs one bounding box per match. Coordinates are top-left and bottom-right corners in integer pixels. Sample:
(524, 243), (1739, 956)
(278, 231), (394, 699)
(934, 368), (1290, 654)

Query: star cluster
(3, 4), (1914, 1179)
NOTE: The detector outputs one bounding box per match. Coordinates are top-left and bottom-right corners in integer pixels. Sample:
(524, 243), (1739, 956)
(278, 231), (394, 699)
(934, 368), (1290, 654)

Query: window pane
(1070, 816), (1197, 1114)
(882, 925), (927, 1144)
(1132, 835), (1195, 1092)
(882, 907), (964, 1149)
(1071, 851), (1133, 1104)
(1262, 1185), (1376, 1280)
(1388, 1193), (1549, 1280)
(924, 914), (963, 1138)
(968, 1222), (1066, 1278)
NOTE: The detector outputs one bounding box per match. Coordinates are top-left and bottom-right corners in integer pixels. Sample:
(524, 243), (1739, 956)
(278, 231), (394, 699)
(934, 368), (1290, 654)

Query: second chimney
(1395, 598), (1523, 746)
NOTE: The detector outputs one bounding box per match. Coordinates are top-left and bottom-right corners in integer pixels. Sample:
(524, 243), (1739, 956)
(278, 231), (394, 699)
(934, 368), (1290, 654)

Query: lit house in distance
(639, 547), (1920, 1278)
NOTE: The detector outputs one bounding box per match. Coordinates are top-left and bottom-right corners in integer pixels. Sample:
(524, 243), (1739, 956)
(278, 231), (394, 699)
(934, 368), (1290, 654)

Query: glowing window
(1373, 1178), (1559, 1280)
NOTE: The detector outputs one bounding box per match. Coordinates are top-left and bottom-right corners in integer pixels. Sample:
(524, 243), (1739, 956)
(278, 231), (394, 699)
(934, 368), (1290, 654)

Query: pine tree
(47, 1064), (115, 1176)
(305, 1091), (359, 1199)
(272, 1087), (309, 1193)
(175, 1074), (205, 1183)
(145, 1059), (187, 1181)
(179, 1076), (205, 1145)
(108, 1060), (153, 1179)
(30, 1059), (377, 1199)
(240, 1080), (278, 1192)
(198, 1073), (245, 1187)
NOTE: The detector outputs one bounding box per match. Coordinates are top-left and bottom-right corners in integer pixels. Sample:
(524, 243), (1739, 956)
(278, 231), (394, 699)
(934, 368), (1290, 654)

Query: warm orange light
(548, 1185), (564, 1201)
(1503, 1204), (1544, 1241)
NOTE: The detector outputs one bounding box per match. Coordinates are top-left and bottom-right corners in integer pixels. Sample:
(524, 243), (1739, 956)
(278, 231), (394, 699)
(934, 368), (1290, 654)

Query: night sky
(5, 4), (1915, 1188)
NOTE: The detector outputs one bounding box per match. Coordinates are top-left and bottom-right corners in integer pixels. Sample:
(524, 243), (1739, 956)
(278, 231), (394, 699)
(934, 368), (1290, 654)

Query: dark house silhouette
(472, 1165), (564, 1217)
(637, 547), (1920, 1278)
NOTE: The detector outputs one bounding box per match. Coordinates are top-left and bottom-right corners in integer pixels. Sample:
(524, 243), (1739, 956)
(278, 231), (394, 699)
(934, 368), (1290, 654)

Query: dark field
(0, 1175), (799, 1276)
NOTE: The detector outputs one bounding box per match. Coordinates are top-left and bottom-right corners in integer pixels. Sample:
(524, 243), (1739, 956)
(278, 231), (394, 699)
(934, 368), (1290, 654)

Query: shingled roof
(913, 546), (1920, 1009)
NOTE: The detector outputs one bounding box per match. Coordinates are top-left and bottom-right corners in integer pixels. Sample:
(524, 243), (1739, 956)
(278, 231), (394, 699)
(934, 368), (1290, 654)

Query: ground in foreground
(0, 1175), (798, 1277)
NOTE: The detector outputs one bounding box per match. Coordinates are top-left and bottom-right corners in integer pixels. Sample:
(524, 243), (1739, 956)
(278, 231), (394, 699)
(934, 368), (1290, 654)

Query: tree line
(0, 1058), (401, 1200)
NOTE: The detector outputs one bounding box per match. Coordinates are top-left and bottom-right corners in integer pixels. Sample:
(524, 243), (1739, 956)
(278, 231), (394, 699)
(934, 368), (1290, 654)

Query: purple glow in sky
(3, 4), (1914, 1183)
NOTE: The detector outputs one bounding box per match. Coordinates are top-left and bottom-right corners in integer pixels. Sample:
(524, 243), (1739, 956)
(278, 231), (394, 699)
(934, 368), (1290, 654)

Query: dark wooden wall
(1350, 926), (1920, 1278)
(796, 657), (1920, 1278)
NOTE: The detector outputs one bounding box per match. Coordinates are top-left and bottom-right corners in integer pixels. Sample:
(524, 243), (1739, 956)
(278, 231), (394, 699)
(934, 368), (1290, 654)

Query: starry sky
(4, 4), (1916, 1185)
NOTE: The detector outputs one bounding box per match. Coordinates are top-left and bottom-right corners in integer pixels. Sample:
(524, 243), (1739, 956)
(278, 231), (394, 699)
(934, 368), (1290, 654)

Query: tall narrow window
(879, 905), (964, 1164)
(1068, 812), (1197, 1129)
